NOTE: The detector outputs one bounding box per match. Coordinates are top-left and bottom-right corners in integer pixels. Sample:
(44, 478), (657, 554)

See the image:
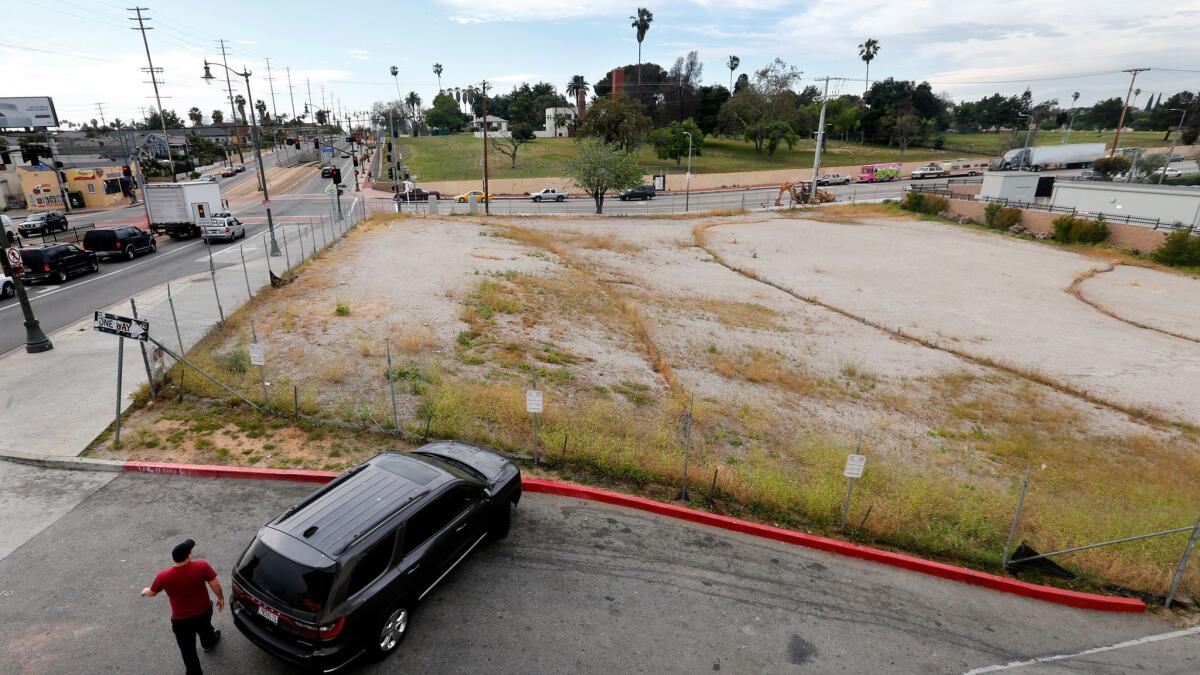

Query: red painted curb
(119, 461), (1144, 613)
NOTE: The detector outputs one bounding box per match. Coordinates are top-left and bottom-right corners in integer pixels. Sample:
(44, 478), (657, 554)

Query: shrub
(1151, 229), (1200, 267)
(334, 301), (351, 316)
(218, 349), (249, 374)
(1091, 155), (1131, 179)
(983, 203), (1021, 229)
(901, 191), (948, 215)
(1051, 214), (1109, 244)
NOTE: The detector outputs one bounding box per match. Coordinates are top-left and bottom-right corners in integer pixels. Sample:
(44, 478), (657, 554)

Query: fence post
(167, 282), (185, 360)
(205, 235), (225, 323)
(385, 337), (399, 432)
(130, 297), (156, 399)
(239, 244), (253, 299)
(679, 394), (694, 501)
(249, 318), (269, 406)
(1165, 513), (1200, 608)
(293, 385), (299, 416)
(324, 216), (333, 247)
(1002, 463), (1033, 568)
(839, 430), (865, 530)
(309, 217), (318, 255)
(298, 220), (307, 261)
(281, 224), (292, 271)
(261, 233), (272, 280)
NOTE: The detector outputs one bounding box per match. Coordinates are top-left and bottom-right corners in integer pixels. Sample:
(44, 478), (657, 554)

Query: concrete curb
(0, 452), (1146, 613)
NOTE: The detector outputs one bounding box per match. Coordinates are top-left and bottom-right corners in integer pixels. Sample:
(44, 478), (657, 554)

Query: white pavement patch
(962, 626), (1200, 674)
(0, 460), (115, 561)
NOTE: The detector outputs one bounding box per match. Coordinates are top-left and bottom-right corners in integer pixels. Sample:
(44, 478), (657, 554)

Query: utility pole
(94, 102), (108, 128)
(305, 78), (314, 122)
(1159, 108), (1187, 185)
(1109, 68), (1149, 157)
(810, 76), (832, 202)
(481, 80), (490, 216)
(217, 38), (244, 164)
(285, 66), (297, 120)
(264, 57), (279, 121)
(129, 7), (177, 182)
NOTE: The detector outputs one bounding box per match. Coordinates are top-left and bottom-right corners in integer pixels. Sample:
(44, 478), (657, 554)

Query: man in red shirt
(141, 539), (225, 675)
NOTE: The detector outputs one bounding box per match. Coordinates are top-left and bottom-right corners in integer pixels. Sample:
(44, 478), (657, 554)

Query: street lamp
(1159, 108), (1187, 185)
(683, 131), (693, 213)
(203, 61), (282, 257)
(0, 237), (53, 353)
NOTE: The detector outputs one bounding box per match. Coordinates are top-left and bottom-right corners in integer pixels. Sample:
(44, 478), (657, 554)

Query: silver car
(816, 173), (852, 186)
(202, 215), (246, 242)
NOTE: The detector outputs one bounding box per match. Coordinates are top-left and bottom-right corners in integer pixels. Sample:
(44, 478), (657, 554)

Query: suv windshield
(237, 539), (334, 613)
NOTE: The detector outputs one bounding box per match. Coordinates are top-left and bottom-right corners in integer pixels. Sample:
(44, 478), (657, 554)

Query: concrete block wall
(941, 196), (1170, 253)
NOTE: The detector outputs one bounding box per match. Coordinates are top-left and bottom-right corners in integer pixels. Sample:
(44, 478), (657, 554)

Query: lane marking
(962, 626), (1200, 674)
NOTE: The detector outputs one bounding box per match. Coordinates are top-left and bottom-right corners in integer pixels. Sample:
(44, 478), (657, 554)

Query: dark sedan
(395, 187), (442, 202)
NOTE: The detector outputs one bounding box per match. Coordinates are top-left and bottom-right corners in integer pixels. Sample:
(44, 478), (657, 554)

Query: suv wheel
(90, 259), (99, 273)
(55, 269), (68, 284)
(556, 195), (565, 202)
(149, 239), (157, 252)
(2, 281), (12, 299)
(371, 606), (409, 656)
(489, 501), (512, 539)
(125, 246), (136, 260)
(533, 196), (541, 202)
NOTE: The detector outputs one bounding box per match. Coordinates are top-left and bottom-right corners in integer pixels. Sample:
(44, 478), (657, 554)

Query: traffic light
(312, 139), (319, 149)
(330, 168), (341, 184)
(351, 155), (358, 167)
(122, 165), (132, 178)
(345, 136), (353, 143)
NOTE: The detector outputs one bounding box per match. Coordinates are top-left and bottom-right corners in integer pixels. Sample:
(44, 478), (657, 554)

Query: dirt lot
(93, 207), (1200, 599)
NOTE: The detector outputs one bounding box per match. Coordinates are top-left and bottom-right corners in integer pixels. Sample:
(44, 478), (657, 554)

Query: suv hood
(413, 442), (512, 485)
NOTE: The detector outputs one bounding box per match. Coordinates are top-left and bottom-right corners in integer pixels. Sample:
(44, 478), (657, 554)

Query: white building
(534, 107), (575, 138)
(981, 171), (1040, 203)
(472, 115), (509, 138)
(1050, 181), (1200, 227)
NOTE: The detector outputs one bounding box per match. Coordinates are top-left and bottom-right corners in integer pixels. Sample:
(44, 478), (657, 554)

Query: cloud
(442, 0), (781, 23)
(346, 49), (370, 61)
(486, 73), (543, 84)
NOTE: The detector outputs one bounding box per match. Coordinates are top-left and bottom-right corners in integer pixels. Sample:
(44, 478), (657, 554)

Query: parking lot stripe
(961, 625), (1200, 673)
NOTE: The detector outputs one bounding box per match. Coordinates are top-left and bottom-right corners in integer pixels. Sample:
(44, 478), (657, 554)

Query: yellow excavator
(775, 181), (835, 206)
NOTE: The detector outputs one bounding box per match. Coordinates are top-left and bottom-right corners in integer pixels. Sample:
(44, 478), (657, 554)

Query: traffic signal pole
(0, 236), (53, 353)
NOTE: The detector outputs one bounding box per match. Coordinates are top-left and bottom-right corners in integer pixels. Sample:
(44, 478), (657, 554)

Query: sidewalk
(0, 200), (361, 458)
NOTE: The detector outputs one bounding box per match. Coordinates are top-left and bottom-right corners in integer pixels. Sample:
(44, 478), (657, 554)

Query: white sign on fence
(94, 311), (149, 341)
(525, 389), (544, 414)
(843, 454), (867, 479)
(249, 343), (265, 366)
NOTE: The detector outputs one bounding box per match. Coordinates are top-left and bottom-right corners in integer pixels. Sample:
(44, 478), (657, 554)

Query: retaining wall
(942, 198), (1169, 252)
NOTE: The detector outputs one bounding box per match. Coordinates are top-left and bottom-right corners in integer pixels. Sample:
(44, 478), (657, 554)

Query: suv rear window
(19, 249), (47, 266)
(237, 539), (334, 613)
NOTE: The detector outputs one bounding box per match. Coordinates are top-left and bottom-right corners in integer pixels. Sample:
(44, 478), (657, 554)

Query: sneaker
(202, 630), (221, 652)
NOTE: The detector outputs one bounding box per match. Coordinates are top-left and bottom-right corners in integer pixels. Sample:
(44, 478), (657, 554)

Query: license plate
(257, 605), (279, 624)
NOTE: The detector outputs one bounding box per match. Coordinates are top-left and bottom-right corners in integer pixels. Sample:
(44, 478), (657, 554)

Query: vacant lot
(940, 130), (1171, 155)
(97, 208), (1200, 599)
(400, 135), (956, 182)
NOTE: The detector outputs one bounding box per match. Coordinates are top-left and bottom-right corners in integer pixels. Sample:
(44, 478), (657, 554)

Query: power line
(265, 57), (279, 120)
(128, 6), (177, 182)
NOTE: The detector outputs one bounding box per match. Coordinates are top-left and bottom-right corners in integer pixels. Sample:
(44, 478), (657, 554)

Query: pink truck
(857, 162), (902, 183)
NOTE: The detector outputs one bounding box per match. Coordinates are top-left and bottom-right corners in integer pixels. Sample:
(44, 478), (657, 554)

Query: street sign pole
(839, 430), (867, 530)
(114, 336), (124, 449)
(526, 374), (543, 465)
(0, 237), (53, 353)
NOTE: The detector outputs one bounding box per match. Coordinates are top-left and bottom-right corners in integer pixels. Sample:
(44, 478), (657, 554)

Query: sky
(4, 0), (1200, 128)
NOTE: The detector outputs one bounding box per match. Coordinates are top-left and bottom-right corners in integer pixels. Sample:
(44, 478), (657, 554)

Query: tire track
(692, 221), (1197, 434)
(1067, 264), (1200, 345)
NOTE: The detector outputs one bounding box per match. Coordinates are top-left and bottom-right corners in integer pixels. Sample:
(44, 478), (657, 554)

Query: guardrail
(22, 223), (96, 246)
(908, 185), (1168, 227)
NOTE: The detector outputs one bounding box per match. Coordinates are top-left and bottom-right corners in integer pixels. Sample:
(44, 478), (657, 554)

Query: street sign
(843, 454), (867, 479)
(525, 389), (544, 414)
(94, 311), (148, 341)
(6, 247), (24, 276)
(249, 343), (265, 366)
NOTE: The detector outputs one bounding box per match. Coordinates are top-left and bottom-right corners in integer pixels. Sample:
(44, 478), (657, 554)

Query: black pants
(171, 606), (217, 675)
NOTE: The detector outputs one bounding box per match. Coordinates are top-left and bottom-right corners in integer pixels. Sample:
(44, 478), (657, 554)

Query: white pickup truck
(910, 163), (948, 179)
(530, 187), (568, 202)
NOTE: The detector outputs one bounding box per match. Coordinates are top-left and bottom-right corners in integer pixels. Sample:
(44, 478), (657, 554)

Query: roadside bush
(1051, 214), (1109, 244)
(189, 171), (201, 180)
(901, 191), (949, 216)
(1151, 229), (1200, 267)
(983, 203), (1021, 229)
(1164, 172), (1200, 187)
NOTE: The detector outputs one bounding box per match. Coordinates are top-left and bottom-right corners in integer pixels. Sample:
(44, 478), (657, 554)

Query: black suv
(232, 443), (521, 672)
(83, 227), (157, 261)
(19, 244), (99, 284)
(18, 211), (69, 236)
(618, 185), (656, 201)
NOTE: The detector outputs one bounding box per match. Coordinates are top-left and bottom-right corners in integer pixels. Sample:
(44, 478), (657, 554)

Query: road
(0, 146), (358, 355)
(1, 463), (1194, 674)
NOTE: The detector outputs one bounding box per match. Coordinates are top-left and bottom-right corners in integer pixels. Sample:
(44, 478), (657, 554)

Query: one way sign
(94, 311), (149, 341)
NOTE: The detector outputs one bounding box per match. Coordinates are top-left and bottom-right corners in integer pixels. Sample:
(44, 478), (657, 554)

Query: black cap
(171, 539), (195, 563)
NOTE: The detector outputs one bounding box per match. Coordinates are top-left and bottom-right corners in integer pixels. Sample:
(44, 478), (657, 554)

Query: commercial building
(1050, 181), (1200, 228)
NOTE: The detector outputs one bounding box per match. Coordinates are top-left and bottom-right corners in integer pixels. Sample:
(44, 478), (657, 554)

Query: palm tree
(405, 91), (422, 135)
(566, 75), (589, 109)
(858, 38), (880, 95)
(211, 109), (224, 125)
(433, 63), (443, 91)
(726, 55), (740, 91)
(187, 107), (203, 127)
(629, 8), (653, 89)
(234, 94), (247, 123)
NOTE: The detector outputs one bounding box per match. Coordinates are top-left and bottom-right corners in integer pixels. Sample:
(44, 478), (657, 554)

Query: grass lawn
(398, 134), (960, 182)
(940, 129), (1172, 155)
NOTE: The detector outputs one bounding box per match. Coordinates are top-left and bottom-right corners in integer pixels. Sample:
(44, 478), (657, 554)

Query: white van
(2, 214), (19, 246)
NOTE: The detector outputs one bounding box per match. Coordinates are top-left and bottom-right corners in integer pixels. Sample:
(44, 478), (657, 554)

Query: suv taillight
(115, 241), (122, 248)
(43, 263), (50, 272)
(292, 616), (346, 641)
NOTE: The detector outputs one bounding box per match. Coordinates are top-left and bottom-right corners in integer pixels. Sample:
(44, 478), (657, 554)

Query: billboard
(0, 97), (59, 129)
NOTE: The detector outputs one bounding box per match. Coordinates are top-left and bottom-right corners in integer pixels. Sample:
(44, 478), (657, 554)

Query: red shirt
(151, 560), (217, 619)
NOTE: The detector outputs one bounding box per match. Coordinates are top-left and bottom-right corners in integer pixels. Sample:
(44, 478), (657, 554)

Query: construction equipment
(775, 181), (835, 206)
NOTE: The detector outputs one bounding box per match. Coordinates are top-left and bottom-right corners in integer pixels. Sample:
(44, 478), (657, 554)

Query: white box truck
(144, 181), (225, 239)
(990, 143), (1105, 171)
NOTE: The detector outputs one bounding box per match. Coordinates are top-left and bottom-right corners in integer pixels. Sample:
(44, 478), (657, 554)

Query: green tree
(561, 139), (645, 214)
(648, 118), (703, 166)
(629, 8), (653, 87)
(315, 109), (328, 125)
(883, 105), (931, 158)
(745, 120), (797, 159)
(1091, 155), (1131, 178)
(566, 75), (590, 112)
(577, 95), (652, 151)
(145, 109), (185, 130)
(187, 107), (203, 127)
(432, 63), (443, 91)
(858, 38), (880, 94)
(234, 95), (246, 123)
(726, 55), (739, 90)
(1087, 97), (1125, 130)
(425, 91), (466, 130)
(211, 109), (224, 125)
(1136, 152), (1169, 177)
(489, 123), (534, 168)
(254, 99), (269, 124)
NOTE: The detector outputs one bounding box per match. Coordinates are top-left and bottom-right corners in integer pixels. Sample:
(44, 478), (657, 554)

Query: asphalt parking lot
(0, 464), (1191, 674)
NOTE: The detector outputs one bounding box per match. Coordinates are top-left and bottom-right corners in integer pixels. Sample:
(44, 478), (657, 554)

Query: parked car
(18, 211), (69, 237)
(202, 214), (246, 242)
(231, 444), (521, 672)
(910, 163), (949, 179)
(2, 214), (19, 245)
(618, 185), (656, 201)
(815, 173), (852, 186)
(321, 166), (334, 178)
(530, 188), (568, 202)
(453, 190), (491, 203)
(197, 174), (218, 183)
(1170, 154), (1186, 162)
(396, 187), (441, 202)
(1154, 167), (1184, 179)
(221, 168), (237, 178)
(234, 165), (247, 173)
(341, 152), (351, 158)
(82, 226), (157, 261)
(18, 244), (98, 284)
(1, 272), (13, 299)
